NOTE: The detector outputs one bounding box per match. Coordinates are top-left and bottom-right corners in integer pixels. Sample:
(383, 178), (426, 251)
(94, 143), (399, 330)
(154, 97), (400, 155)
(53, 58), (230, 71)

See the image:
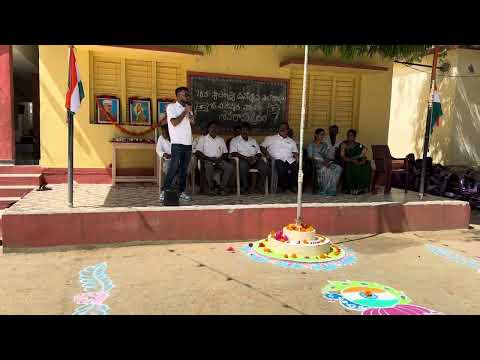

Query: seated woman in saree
(340, 129), (372, 195)
(307, 128), (342, 196)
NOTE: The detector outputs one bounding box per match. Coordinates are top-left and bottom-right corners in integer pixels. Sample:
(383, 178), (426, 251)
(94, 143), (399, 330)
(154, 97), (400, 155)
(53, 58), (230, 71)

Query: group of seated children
(156, 121), (372, 196)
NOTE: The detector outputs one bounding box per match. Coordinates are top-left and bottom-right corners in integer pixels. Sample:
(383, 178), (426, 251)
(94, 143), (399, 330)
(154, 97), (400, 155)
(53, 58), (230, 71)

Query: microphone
(185, 101), (194, 118)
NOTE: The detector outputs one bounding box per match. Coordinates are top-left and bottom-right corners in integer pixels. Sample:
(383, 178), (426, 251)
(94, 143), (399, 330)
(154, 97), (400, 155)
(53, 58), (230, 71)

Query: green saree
(343, 143), (372, 193)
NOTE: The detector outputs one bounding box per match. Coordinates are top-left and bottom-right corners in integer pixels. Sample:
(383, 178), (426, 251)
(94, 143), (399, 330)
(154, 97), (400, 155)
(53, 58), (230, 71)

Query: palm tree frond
(163, 45), (431, 61)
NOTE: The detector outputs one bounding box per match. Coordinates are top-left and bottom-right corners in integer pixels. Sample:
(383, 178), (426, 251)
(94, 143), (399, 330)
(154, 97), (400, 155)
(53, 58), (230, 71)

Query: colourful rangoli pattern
(73, 263), (115, 315)
(239, 243), (357, 271)
(322, 280), (442, 315)
(425, 244), (480, 272)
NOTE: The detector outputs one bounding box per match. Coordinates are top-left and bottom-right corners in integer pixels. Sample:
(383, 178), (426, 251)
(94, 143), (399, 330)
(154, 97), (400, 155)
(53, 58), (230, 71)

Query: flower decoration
(286, 223), (314, 232)
(274, 230), (288, 242)
(240, 243), (357, 272)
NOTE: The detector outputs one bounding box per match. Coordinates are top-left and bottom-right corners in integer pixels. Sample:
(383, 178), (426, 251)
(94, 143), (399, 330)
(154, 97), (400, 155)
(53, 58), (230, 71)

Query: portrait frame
(96, 96), (120, 125)
(128, 98), (152, 126)
(157, 99), (174, 126)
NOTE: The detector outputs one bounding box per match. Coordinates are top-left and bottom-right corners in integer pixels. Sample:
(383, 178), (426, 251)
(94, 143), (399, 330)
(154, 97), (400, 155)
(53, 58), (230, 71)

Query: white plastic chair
(232, 156), (269, 197)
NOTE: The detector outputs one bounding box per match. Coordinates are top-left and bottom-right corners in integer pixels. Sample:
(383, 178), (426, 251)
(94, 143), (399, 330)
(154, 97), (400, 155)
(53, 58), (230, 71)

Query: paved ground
(5, 184), (447, 214)
(0, 221), (479, 314)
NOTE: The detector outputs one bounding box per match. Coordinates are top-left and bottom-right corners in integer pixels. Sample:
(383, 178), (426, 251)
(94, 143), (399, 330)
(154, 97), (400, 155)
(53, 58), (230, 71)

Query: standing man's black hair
(175, 87), (189, 96)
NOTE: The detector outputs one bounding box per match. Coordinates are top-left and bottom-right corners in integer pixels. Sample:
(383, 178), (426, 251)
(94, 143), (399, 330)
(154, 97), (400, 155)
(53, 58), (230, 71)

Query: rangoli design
(239, 243), (357, 271)
(73, 263), (115, 315)
(425, 244), (480, 272)
(322, 280), (442, 315)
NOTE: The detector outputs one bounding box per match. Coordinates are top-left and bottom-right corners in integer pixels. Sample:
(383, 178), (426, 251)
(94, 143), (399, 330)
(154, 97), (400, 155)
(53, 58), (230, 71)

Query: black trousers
(275, 160), (298, 190)
(238, 158), (267, 191)
(163, 144), (192, 193)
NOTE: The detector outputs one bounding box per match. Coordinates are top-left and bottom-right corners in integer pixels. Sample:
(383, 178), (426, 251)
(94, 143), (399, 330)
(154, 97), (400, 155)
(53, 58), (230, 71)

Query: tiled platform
(5, 183), (450, 214)
(1, 184), (471, 250)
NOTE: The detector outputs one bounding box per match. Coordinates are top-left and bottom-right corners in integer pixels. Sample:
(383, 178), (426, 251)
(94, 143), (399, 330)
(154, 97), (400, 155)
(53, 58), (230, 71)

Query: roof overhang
(103, 45), (203, 56)
(280, 58), (390, 73)
(75, 45), (204, 61)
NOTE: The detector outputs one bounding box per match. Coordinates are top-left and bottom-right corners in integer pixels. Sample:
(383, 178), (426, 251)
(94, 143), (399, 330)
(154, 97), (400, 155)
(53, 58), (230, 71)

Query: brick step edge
(0, 166), (42, 174)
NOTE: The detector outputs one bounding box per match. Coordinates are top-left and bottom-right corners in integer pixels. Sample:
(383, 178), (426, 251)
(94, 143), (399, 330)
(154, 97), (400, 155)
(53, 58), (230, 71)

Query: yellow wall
(449, 49), (480, 165)
(39, 45), (394, 169)
(389, 49), (480, 166)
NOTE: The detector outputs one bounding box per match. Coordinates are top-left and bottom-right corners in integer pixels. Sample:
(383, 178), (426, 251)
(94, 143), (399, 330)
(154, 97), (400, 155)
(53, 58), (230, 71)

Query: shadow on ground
(337, 234), (421, 255)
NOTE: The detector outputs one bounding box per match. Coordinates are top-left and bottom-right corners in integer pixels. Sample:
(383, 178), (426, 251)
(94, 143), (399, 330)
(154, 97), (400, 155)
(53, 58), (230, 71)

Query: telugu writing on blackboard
(188, 73), (288, 134)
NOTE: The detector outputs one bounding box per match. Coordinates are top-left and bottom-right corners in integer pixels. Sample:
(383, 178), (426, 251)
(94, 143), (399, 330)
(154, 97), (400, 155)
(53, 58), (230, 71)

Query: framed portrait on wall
(129, 98), (152, 126)
(96, 96), (120, 124)
(157, 99), (174, 125)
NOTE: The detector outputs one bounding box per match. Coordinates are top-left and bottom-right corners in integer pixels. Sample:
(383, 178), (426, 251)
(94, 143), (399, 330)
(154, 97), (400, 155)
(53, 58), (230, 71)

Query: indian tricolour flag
(430, 89), (443, 133)
(65, 46), (85, 114)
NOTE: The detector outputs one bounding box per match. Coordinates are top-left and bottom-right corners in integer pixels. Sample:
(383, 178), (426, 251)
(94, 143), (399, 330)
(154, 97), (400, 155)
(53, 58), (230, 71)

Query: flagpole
(67, 110), (74, 207)
(67, 45), (75, 208)
(296, 45), (309, 225)
(419, 46), (440, 199)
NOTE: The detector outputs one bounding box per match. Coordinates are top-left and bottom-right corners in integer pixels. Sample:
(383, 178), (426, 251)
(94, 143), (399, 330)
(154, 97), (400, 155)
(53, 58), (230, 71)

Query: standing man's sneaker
(159, 191), (165, 201)
(179, 192), (192, 202)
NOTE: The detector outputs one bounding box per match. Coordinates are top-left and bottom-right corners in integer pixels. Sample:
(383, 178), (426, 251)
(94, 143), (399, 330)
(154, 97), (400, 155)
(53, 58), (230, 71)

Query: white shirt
(229, 135), (261, 158)
(325, 136), (343, 160)
(261, 134), (298, 164)
(166, 101), (193, 146)
(196, 134), (228, 158)
(156, 135), (171, 158)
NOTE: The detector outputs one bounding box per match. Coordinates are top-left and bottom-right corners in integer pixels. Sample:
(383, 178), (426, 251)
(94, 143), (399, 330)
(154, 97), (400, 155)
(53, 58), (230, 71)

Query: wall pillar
(32, 73), (40, 159)
(0, 45), (15, 163)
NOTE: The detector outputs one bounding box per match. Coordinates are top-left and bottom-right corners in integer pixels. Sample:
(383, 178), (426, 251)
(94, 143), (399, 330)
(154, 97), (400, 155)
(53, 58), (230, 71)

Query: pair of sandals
(208, 187), (227, 196)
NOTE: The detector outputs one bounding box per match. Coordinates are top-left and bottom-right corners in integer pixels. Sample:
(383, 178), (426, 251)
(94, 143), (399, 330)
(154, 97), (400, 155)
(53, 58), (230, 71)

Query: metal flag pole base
(67, 111), (74, 207)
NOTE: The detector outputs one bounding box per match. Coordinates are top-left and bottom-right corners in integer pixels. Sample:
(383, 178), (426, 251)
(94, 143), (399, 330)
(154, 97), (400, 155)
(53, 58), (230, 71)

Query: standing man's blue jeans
(163, 144), (192, 193)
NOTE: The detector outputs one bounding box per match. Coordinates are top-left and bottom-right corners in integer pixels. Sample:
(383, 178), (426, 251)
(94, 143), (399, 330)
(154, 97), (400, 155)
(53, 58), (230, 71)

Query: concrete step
(0, 185), (37, 197)
(0, 165), (42, 174)
(0, 174), (42, 186)
(0, 197), (21, 210)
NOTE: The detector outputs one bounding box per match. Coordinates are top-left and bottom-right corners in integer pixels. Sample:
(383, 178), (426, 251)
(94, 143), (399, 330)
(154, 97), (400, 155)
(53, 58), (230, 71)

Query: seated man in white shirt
(261, 122), (299, 193)
(230, 122), (267, 194)
(195, 121), (233, 196)
(156, 124), (172, 174)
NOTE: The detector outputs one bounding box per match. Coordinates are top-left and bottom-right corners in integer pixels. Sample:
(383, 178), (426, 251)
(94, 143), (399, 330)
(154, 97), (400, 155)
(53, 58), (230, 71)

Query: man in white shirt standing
(161, 87), (194, 202)
(261, 122), (299, 193)
(230, 122), (267, 194)
(156, 124), (172, 174)
(195, 121), (233, 196)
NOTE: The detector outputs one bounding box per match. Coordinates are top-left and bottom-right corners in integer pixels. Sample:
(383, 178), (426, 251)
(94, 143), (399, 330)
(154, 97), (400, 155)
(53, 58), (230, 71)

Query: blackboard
(188, 72), (288, 134)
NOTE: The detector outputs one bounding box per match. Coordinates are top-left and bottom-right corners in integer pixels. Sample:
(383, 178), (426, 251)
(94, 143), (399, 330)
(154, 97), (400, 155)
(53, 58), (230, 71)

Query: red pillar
(0, 45), (14, 163)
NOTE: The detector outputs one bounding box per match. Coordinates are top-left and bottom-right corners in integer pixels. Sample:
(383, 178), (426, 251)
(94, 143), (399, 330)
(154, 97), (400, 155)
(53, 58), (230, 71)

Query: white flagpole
(67, 45), (75, 207)
(296, 45), (309, 225)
